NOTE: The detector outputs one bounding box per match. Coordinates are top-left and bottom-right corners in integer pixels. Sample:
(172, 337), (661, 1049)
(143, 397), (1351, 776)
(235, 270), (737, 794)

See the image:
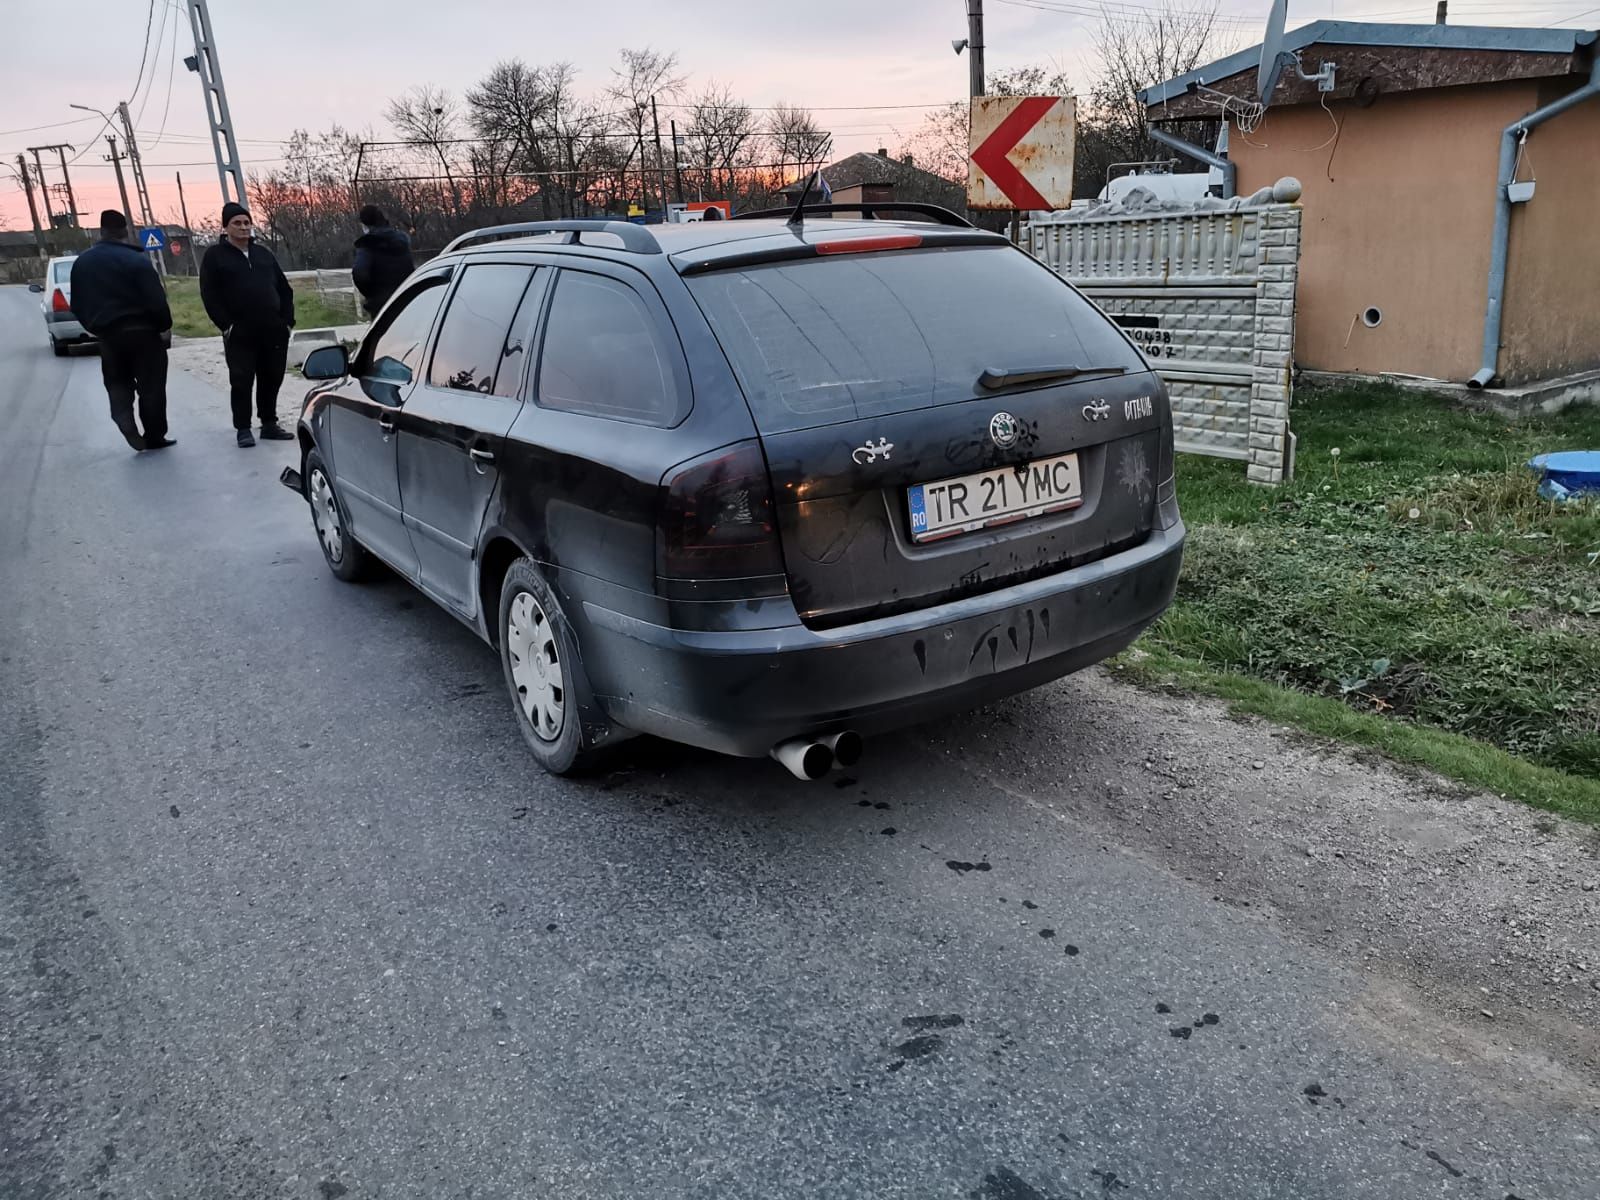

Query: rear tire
(304, 448), (375, 583)
(497, 558), (608, 776)
(51, 338), (67, 358)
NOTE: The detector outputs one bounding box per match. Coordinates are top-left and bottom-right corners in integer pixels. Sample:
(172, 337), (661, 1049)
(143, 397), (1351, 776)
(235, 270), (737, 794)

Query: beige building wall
(1500, 77), (1600, 383)
(1229, 80), (1547, 382)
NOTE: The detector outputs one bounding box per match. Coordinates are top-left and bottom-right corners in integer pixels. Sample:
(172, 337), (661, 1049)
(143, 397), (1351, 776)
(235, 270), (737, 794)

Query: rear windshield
(51, 260), (73, 283)
(687, 244), (1144, 433)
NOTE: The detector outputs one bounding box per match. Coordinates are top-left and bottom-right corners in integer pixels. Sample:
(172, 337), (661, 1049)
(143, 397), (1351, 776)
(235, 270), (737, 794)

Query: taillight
(1155, 392), (1179, 530)
(656, 439), (787, 599)
(51, 288), (70, 313)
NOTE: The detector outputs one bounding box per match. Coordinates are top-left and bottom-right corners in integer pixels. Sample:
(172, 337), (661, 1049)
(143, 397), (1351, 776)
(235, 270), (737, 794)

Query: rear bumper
(45, 314), (90, 342)
(578, 521), (1184, 757)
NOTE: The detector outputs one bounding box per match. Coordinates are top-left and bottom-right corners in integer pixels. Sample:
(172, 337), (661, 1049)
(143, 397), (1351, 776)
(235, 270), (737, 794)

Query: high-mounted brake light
(814, 234), (923, 256)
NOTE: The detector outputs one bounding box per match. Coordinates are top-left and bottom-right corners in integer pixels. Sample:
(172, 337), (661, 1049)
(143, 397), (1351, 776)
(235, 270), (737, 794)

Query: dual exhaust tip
(771, 731), (863, 781)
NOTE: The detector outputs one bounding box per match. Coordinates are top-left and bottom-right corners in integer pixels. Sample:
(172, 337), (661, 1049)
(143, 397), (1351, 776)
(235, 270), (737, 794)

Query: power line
(59, 0), (160, 169)
(145, 4), (183, 147)
(0, 116), (103, 138)
(991, 0), (1261, 28)
(129, 0), (160, 110)
(134, 0), (176, 127)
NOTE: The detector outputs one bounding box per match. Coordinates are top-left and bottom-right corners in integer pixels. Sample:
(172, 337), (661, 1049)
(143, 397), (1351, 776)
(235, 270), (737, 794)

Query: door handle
(469, 447), (496, 473)
(378, 413), (396, 435)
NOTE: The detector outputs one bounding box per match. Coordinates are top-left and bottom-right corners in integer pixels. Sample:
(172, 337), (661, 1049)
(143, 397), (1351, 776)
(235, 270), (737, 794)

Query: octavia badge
(989, 411), (1021, 449)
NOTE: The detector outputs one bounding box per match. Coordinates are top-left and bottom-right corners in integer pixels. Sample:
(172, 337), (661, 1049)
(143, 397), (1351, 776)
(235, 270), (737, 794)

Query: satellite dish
(1257, 0), (1289, 103)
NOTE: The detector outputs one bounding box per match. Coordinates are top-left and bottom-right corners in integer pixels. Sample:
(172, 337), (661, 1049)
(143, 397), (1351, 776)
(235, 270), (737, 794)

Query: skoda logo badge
(989, 411), (1021, 450)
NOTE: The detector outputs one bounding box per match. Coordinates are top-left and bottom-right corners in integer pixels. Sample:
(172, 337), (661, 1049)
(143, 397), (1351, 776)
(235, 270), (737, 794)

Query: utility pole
(650, 95), (668, 215)
(52, 146), (80, 227)
(182, 0), (247, 206)
(15, 155), (46, 254)
(29, 145), (80, 228)
(669, 119), (685, 204)
(105, 136), (136, 242)
(966, 0), (986, 97)
(117, 102), (167, 275)
(177, 172), (196, 275)
(28, 149), (57, 229)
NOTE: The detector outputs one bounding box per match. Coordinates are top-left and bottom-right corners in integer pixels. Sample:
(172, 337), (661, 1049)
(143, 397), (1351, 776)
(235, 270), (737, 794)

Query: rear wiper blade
(978, 364), (1128, 390)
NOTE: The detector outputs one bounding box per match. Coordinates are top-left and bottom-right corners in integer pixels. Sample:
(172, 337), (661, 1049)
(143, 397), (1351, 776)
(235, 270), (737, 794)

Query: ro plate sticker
(908, 485), (929, 536)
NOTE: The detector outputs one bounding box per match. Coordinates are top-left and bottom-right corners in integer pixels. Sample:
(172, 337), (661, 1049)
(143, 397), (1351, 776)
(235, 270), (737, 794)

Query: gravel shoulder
(168, 336), (237, 397)
(961, 667), (1600, 1085)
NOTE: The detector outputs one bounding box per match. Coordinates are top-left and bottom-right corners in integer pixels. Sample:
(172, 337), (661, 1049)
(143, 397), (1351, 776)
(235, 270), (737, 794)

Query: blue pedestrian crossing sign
(139, 227), (166, 252)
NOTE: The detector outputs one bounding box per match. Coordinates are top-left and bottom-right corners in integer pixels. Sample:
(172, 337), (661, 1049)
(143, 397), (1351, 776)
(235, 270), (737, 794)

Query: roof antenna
(787, 169), (821, 227)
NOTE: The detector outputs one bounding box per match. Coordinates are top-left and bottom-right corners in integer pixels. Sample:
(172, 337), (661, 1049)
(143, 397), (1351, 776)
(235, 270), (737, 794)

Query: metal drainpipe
(1470, 56), (1600, 388)
(1147, 126), (1236, 199)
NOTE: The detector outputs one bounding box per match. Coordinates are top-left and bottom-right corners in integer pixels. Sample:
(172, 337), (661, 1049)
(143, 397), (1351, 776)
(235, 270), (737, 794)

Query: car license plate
(907, 452), (1083, 543)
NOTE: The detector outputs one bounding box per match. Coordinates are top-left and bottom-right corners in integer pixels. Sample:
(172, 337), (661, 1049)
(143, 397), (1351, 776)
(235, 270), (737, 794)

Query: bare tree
(1091, 2), (1226, 167)
(607, 48), (684, 210)
(250, 125), (370, 267)
(682, 82), (761, 202)
(766, 103), (829, 185)
(386, 85), (464, 216)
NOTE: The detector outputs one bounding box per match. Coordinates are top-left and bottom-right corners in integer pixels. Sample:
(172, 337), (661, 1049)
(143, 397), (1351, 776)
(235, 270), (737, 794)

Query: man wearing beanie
(198, 201), (296, 447)
(68, 210), (175, 452)
(352, 204), (414, 317)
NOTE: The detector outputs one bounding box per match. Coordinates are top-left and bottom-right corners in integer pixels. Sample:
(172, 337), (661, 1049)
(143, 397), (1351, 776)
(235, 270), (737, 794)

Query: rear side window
(536, 271), (680, 425)
(686, 245), (1145, 433)
(428, 264), (536, 394)
(52, 261), (73, 283)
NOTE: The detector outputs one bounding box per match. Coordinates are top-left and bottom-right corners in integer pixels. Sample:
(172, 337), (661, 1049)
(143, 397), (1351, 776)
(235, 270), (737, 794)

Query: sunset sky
(3, 0), (1585, 231)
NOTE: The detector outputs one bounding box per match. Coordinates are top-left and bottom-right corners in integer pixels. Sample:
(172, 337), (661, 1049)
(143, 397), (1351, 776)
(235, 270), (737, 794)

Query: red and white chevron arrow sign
(967, 95), (1077, 212)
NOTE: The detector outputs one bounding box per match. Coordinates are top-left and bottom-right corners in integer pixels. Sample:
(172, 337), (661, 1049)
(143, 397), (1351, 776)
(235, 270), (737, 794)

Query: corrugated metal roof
(1140, 21), (1597, 106)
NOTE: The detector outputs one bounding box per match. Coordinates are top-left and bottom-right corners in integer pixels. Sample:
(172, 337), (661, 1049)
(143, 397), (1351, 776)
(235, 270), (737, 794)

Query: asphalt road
(0, 284), (1592, 1200)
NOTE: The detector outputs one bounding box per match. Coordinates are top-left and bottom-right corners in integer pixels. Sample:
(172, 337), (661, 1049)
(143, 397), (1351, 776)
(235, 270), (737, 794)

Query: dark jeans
(98, 325), (169, 442)
(224, 325), (290, 430)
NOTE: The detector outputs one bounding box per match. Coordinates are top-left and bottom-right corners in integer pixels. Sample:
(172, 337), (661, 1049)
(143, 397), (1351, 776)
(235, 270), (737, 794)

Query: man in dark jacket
(69, 210), (175, 452)
(199, 201), (296, 447)
(352, 205), (414, 317)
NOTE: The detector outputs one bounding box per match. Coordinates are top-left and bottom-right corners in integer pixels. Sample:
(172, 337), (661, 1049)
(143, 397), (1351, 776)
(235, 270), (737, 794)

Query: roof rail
(441, 220), (662, 256)
(731, 202), (974, 228)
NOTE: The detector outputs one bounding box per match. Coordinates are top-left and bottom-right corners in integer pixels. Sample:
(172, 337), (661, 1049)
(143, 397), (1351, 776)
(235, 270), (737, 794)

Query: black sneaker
(237, 429), (256, 448)
(145, 436), (177, 450)
(259, 423), (294, 441)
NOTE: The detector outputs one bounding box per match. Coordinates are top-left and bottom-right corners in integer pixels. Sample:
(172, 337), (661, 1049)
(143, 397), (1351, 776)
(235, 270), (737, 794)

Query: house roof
(1141, 21), (1597, 110)
(780, 150), (958, 195)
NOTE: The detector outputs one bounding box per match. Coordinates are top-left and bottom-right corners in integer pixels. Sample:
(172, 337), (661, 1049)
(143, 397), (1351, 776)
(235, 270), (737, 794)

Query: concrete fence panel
(1023, 201), (1302, 485)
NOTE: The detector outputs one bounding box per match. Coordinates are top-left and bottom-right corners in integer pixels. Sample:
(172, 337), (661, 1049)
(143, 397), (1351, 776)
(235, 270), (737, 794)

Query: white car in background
(30, 256), (92, 357)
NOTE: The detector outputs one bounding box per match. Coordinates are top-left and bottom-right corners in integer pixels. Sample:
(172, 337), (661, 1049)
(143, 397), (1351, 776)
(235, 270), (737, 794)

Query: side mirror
(302, 344), (349, 380)
(369, 354), (413, 385)
(28, 282), (44, 294)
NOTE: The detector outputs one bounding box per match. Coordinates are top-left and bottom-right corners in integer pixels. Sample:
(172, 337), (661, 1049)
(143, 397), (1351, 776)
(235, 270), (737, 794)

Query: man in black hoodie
(352, 205), (414, 317)
(199, 201), (296, 447)
(69, 210), (175, 452)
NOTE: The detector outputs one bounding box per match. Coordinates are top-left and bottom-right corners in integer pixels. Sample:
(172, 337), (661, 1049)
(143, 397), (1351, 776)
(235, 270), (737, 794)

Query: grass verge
(1124, 381), (1600, 815)
(164, 275), (358, 339)
(1112, 647), (1600, 824)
